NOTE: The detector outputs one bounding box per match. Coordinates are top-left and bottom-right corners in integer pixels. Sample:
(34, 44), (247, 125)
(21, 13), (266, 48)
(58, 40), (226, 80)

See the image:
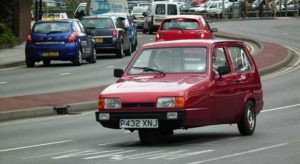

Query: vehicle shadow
(110, 132), (240, 147)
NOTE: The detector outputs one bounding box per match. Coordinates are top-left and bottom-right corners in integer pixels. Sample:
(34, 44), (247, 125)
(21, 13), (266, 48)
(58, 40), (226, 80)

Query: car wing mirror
(217, 65), (230, 78)
(211, 28), (218, 32)
(142, 12), (148, 17)
(114, 68), (124, 78)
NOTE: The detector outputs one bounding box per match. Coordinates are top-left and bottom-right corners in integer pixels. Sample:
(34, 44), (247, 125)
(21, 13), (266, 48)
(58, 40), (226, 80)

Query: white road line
(0, 81), (8, 84)
(106, 66), (114, 68)
(52, 150), (122, 159)
(0, 140), (73, 153)
(262, 103), (300, 113)
(166, 150), (214, 160)
(21, 149), (78, 159)
(58, 72), (71, 76)
(189, 143), (288, 164)
(83, 150), (136, 160)
(98, 141), (123, 146)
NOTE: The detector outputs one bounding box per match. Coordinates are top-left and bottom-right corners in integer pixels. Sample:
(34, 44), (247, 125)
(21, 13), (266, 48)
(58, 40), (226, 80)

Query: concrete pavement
(0, 32), (295, 122)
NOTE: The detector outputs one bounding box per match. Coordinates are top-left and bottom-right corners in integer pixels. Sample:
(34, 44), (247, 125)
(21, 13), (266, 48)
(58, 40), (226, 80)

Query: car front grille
(122, 103), (155, 108)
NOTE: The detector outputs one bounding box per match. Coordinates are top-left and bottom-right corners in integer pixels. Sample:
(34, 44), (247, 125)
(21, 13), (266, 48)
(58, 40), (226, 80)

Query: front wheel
(124, 43), (132, 56)
(87, 48), (97, 63)
(116, 41), (124, 58)
(238, 101), (256, 136)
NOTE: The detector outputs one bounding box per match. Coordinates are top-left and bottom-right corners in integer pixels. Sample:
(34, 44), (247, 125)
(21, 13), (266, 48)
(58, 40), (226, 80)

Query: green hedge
(0, 23), (16, 49)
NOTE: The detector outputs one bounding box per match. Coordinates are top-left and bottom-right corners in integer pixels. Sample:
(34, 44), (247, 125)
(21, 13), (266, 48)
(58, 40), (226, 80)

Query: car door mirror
(114, 68), (124, 78)
(217, 65), (230, 78)
(211, 28), (218, 32)
(142, 12), (148, 17)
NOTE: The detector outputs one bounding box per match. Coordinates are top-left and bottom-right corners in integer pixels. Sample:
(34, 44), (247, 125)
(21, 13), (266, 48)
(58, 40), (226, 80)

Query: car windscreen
(162, 18), (200, 30)
(81, 18), (114, 29)
(128, 47), (207, 74)
(132, 7), (148, 13)
(32, 22), (70, 34)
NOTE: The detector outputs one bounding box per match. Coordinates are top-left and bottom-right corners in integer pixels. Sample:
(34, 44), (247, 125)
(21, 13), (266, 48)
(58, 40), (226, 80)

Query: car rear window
(167, 4), (178, 15)
(129, 47), (207, 74)
(155, 4), (165, 14)
(33, 22), (70, 34)
(81, 18), (114, 29)
(162, 19), (200, 30)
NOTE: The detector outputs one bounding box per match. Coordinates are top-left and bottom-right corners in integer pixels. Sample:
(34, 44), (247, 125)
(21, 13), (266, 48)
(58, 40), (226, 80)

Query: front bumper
(95, 111), (185, 129)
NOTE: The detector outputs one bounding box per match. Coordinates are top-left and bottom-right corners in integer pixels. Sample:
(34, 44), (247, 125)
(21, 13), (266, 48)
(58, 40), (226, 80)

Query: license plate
(42, 52), (59, 57)
(94, 38), (103, 43)
(120, 119), (158, 128)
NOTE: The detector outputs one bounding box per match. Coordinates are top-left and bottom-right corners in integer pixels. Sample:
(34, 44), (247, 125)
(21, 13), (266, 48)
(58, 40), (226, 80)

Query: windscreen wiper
(47, 31), (63, 35)
(132, 67), (165, 75)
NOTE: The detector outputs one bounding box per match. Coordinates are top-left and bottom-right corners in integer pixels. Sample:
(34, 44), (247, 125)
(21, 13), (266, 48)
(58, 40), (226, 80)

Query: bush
(0, 24), (16, 49)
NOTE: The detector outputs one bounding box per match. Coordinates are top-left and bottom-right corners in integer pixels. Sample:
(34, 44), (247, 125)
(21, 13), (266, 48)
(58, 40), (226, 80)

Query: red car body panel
(96, 39), (263, 130)
(155, 15), (215, 42)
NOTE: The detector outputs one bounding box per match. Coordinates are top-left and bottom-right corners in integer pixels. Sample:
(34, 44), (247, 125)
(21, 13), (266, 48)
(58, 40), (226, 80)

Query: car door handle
(234, 75), (246, 83)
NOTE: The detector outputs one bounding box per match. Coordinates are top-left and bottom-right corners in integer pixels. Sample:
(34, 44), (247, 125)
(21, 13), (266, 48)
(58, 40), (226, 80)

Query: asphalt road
(0, 18), (300, 164)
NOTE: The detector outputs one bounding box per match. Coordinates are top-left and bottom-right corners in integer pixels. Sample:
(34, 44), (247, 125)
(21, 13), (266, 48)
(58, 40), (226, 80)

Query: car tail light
(26, 34), (32, 44)
(112, 30), (118, 38)
(68, 32), (77, 43)
(156, 32), (164, 41)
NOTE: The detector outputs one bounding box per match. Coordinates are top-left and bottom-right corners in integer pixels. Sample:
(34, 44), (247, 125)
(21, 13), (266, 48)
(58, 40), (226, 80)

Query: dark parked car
(25, 19), (96, 67)
(81, 15), (131, 58)
(95, 39), (264, 145)
(101, 12), (138, 52)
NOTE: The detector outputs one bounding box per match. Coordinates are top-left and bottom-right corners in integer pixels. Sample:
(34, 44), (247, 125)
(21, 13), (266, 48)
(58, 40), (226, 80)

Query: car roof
(164, 15), (204, 20)
(35, 19), (77, 23)
(82, 15), (116, 19)
(142, 39), (244, 49)
(101, 13), (129, 18)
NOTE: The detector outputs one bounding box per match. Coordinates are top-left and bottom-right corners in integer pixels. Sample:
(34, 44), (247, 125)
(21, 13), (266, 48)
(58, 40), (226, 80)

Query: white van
(143, 2), (180, 34)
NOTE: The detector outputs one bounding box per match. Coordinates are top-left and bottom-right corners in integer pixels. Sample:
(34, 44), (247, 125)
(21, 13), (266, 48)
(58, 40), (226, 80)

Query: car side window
(228, 47), (252, 72)
(115, 18), (125, 29)
(167, 4), (177, 15)
(155, 4), (165, 15)
(77, 21), (87, 33)
(213, 47), (229, 70)
(73, 22), (82, 33)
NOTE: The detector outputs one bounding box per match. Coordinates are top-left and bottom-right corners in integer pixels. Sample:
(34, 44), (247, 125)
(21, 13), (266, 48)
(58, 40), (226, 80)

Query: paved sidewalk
(0, 33), (293, 121)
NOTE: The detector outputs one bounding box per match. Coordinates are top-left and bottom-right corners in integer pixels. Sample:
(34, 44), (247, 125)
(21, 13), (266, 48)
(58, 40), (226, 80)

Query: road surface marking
(0, 140), (73, 153)
(52, 150), (122, 159)
(0, 81), (8, 84)
(106, 66), (115, 69)
(166, 150), (214, 160)
(58, 72), (71, 76)
(83, 150), (137, 160)
(189, 143), (288, 164)
(21, 150), (78, 159)
(262, 103), (300, 113)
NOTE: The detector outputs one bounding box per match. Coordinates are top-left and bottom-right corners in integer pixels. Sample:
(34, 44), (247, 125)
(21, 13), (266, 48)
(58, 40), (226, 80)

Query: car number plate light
(94, 38), (103, 43)
(120, 119), (158, 128)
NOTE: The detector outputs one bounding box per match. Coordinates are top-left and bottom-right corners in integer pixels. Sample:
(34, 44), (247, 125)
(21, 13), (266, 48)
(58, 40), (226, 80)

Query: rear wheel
(138, 129), (159, 145)
(26, 59), (35, 68)
(149, 23), (153, 34)
(238, 101), (256, 136)
(116, 41), (124, 58)
(124, 43), (132, 56)
(72, 50), (82, 66)
(87, 48), (97, 63)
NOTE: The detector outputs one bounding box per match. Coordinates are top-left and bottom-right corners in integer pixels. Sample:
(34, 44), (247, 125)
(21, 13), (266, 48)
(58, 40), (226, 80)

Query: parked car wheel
(43, 60), (51, 66)
(134, 38), (138, 51)
(124, 43), (132, 56)
(238, 101), (256, 136)
(138, 129), (159, 145)
(143, 28), (147, 34)
(116, 41), (124, 58)
(149, 23), (153, 34)
(26, 59), (35, 68)
(87, 48), (97, 63)
(73, 50), (82, 66)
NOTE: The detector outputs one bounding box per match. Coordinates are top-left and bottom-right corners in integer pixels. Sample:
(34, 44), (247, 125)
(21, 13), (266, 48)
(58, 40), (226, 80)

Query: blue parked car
(101, 13), (138, 51)
(25, 19), (96, 67)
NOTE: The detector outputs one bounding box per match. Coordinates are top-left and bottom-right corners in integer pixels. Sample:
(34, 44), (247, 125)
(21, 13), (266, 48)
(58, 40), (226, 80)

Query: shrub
(0, 25), (16, 49)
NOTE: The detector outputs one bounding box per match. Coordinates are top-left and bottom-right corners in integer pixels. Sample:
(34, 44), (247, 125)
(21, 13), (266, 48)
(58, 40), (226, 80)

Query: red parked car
(155, 15), (217, 42)
(95, 39), (264, 145)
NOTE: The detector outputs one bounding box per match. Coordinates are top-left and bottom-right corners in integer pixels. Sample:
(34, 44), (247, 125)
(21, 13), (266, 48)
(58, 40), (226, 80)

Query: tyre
(238, 101), (256, 136)
(124, 43), (132, 56)
(138, 129), (159, 145)
(72, 49), (82, 66)
(149, 23), (153, 34)
(87, 48), (96, 63)
(43, 60), (51, 66)
(26, 59), (35, 68)
(133, 38), (138, 51)
(116, 41), (124, 58)
(143, 28), (147, 34)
